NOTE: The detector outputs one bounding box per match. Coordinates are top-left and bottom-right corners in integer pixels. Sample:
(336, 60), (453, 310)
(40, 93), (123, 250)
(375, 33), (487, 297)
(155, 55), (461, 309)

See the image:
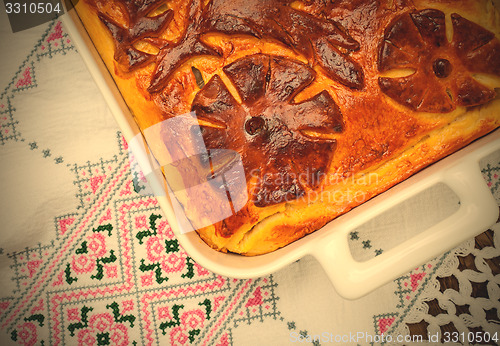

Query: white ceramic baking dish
(62, 6), (500, 300)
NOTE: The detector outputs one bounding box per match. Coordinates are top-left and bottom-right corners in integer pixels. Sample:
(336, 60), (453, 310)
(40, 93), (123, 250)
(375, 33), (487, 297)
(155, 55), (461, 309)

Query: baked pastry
(72, 0), (500, 255)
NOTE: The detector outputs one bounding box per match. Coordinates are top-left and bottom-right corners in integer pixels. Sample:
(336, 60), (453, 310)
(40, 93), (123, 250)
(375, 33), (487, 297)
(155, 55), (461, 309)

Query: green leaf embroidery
(139, 259), (169, 284)
(106, 302), (135, 328)
(68, 306), (93, 337)
(75, 241), (88, 254)
(188, 329), (201, 343)
(181, 257), (195, 279)
(91, 250), (117, 280)
(93, 224), (113, 236)
(164, 239), (179, 254)
(65, 263), (78, 285)
(24, 314), (45, 327)
(159, 304), (184, 334)
(136, 214), (162, 244)
(199, 299), (212, 320)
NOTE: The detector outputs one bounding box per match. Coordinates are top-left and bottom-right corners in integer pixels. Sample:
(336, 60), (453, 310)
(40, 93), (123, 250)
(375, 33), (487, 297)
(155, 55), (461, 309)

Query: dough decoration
(98, 0), (173, 71)
(379, 9), (500, 113)
(96, 0), (364, 92)
(191, 54), (343, 207)
(196, 0), (364, 90)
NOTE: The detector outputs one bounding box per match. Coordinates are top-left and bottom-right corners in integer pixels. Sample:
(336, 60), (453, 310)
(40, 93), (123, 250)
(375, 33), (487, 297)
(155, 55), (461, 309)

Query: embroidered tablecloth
(1, 14), (499, 346)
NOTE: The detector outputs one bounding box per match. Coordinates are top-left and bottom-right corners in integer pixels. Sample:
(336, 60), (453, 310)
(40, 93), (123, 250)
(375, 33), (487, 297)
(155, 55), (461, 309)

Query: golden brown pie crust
(73, 0), (500, 255)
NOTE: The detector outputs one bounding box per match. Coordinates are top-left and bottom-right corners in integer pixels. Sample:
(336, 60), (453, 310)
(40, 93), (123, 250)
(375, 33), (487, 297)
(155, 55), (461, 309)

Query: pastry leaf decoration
(147, 0), (364, 93)
(378, 9), (500, 112)
(191, 54), (343, 207)
(98, 0), (173, 71)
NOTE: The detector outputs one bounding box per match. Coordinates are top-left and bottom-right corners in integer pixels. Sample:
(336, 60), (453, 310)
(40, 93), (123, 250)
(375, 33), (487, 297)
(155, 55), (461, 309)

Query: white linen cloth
(0, 11), (499, 346)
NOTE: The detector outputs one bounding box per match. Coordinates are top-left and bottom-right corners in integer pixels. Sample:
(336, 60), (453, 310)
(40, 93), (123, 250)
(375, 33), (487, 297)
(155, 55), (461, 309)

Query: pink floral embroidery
(157, 220), (172, 237)
(67, 308), (81, 322)
(146, 236), (165, 262)
(158, 306), (172, 320)
(15, 67), (32, 88)
(195, 263), (210, 277)
(181, 309), (205, 330)
(217, 333), (230, 346)
(147, 237), (186, 273)
(16, 322), (37, 346)
(71, 254), (96, 274)
(77, 329), (96, 345)
(160, 300), (212, 343)
(90, 313), (114, 333)
(140, 272), (154, 286)
(69, 304), (135, 344)
(87, 233), (107, 258)
(160, 253), (186, 274)
(47, 21), (63, 42)
(134, 215), (147, 228)
(121, 300), (134, 314)
(104, 265), (118, 278)
(170, 326), (189, 345)
(65, 224), (116, 284)
(77, 313), (129, 346)
(109, 323), (129, 345)
(138, 214), (196, 283)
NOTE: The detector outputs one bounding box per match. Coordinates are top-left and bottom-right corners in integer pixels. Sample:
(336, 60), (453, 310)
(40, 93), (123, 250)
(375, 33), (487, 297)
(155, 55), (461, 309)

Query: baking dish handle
(313, 146), (499, 300)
